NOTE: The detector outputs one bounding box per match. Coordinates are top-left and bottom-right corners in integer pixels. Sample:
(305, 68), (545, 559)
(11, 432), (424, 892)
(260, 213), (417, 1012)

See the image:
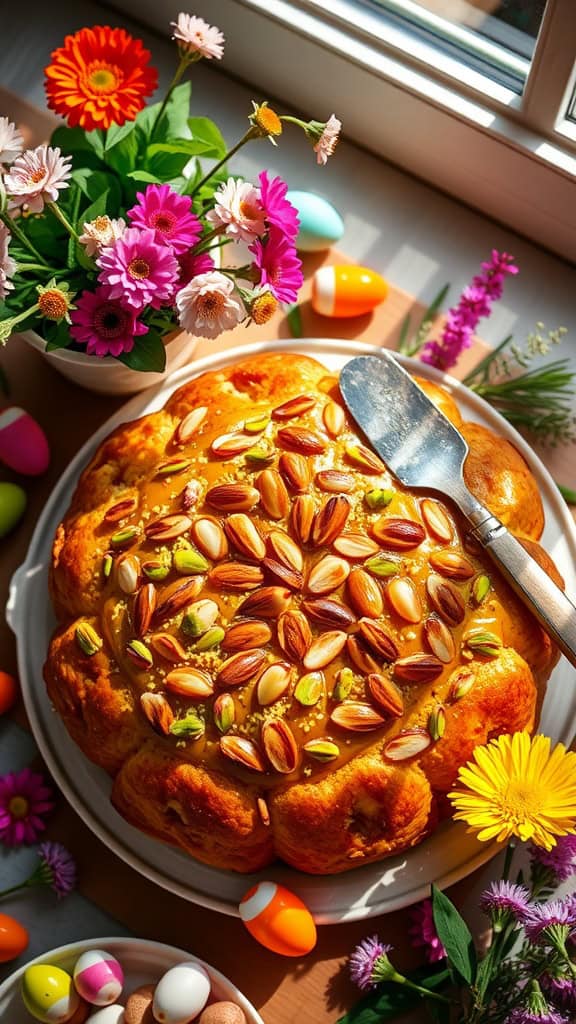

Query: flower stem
(403, 979), (452, 1005)
(1, 212), (50, 267)
(191, 129), (257, 195)
(0, 880), (31, 900)
(150, 56), (191, 141)
(47, 202), (79, 243)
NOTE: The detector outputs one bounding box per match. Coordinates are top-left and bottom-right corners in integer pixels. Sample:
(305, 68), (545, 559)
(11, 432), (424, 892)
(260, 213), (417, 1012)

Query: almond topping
(344, 443), (385, 473)
(153, 577), (204, 625)
(150, 632), (188, 663)
(421, 498), (453, 542)
(393, 653), (445, 684)
(366, 674), (404, 717)
(290, 494), (315, 544)
(383, 729), (432, 761)
(346, 635), (381, 675)
(145, 514), (192, 542)
(358, 619), (399, 661)
(303, 630), (347, 670)
(133, 582), (157, 637)
(206, 483), (260, 512)
(262, 557), (303, 591)
(429, 550), (475, 580)
(225, 513), (266, 560)
(330, 702), (386, 732)
(116, 554), (140, 594)
(216, 649), (267, 688)
(333, 533), (380, 560)
(267, 530), (304, 572)
(192, 517), (228, 561)
(423, 615), (456, 663)
(165, 667), (214, 699)
(279, 452), (311, 493)
(307, 554), (350, 595)
(140, 692), (174, 735)
(272, 394), (316, 419)
(222, 620), (272, 653)
(347, 568), (384, 618)
(277, 609), (312, 661)
(257, 796), (271, 826)
(371, 517), (426, 550)
(209, 562), (264, 590)
(386, 577), (422, 623)
(262, 719), (299, 774)
(104, 497), (137, 523)
(220, 735), (266, 773)
(277, 426), (327, 455)
(302, 598), (356, 629)
(316, 470), (356, 494)
(257, 661), (294, 705)
(426, 574), (466, 625)
(211, 433), (255, 457)
(237, 587), (292, 619)
(174, 406), (208, 444)
(322, 400), (346, 437)
(312, 495), (351, 546)
(257, 469), (290, 520)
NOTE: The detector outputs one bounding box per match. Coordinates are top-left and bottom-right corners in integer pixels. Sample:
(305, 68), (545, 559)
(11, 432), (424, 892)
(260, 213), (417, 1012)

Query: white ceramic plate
(0, 936), (264, 1022)
(7, 339), (576, 923)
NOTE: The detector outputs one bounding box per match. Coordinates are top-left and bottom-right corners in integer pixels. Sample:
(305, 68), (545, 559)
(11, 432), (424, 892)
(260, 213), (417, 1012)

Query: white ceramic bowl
(0, 936), (265, 1023)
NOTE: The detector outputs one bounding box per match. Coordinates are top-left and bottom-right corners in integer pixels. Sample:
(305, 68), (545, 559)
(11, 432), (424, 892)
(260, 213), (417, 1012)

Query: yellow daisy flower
(448, 732), (576, 851)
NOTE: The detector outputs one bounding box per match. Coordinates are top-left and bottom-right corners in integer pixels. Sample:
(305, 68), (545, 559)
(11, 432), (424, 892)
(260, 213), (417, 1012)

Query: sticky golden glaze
(45, 352), (561, 874)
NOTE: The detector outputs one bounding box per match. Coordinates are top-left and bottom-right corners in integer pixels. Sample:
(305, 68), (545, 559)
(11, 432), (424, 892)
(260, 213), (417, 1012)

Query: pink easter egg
(73, 950), (124, 1006)
(0, 406), (50, 475)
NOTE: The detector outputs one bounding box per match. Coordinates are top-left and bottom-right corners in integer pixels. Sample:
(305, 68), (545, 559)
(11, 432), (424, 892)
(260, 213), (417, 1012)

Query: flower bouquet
(0, 14), (340, 380)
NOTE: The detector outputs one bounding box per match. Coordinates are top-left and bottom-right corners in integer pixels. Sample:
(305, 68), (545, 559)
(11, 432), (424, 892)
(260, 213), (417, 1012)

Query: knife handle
(468, 512), (576, 668)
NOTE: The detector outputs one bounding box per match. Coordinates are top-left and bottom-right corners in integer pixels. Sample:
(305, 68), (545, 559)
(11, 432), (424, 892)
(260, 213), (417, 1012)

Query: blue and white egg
(286, 191), (344, 252)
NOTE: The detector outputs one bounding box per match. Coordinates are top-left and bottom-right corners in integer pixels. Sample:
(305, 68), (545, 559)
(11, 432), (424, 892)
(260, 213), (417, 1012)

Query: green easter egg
(0, 482), (26, 538)
(21, 964), (79, 1022)
(287, 190), (344, 252)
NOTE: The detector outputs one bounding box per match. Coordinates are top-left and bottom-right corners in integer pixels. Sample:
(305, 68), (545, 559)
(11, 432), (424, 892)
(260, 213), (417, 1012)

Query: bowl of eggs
(0, 937), (264, 1024)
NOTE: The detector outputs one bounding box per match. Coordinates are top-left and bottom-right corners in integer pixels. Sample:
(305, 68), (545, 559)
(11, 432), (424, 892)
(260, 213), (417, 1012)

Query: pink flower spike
(97, 226), (179, 311)
(206, 178), (266, 243)
(408, 899), (447, 964)
(178, 250), (215, 287)
(0, 768), (55, 847)
(314, 114), (342, 165)
(176, 270), (244, 339)
(171, 13), (225, 60)
(249, 224), (303, 305)
(258, 171), (299, 239)
(4, 144), (72, 213)
(127, 184), (202, 254)
(70, 285), (148, 357)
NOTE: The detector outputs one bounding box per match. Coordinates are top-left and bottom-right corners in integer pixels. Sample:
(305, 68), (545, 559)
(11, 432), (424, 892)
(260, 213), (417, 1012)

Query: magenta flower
(524, 899), (576, 943)
(97, 226), (179, 311)
(258, 171), (299, 239)
(127, 184), (202, 254)
(408, 899), (447, 963)
(178, 250), (215, 286)
(36, 841), (76, 898)
(508, 1009), (570, 1024)
(480, 881), (531, 922)
(541, 974), (576, 1012)
(0, 768), (55, 847)
(70, 285), (148, 357)
(249, 225), (303, 305)
(349, 935), (396, 991)
(530, 834), (576, 884)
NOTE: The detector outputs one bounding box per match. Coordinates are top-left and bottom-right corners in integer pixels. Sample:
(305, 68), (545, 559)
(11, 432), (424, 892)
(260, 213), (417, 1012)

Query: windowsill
(1, 0), (575, 370)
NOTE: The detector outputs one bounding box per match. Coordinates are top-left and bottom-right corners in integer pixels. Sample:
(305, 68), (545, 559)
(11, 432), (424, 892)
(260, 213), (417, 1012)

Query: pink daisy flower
(258, 171), (299, 239)
(176, 270), (244, 339)
(0, 768), (55, 847)
(178, 250), (215, 286)
(249, 225), (303, 305)
(314, 114), (342, 165)
(171, 13), (225, 60)
(0, 116), (24, 165)
(408, 899), (447, 964)
(4, 144), (72, 213)
(0, 222), (17, 300)
(206, 178), (266, 242)
(127, 184), (202, 255)
(70, 285), (148, 357)
(97, 227), (179, 311)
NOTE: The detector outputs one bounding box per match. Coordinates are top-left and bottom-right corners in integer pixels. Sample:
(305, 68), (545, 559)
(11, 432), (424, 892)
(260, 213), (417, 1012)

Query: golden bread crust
(45, 352), (560, 874)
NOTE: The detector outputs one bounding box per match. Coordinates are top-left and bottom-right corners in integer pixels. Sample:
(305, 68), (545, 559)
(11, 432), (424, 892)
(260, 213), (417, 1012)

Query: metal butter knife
(339, 352), (576, 668)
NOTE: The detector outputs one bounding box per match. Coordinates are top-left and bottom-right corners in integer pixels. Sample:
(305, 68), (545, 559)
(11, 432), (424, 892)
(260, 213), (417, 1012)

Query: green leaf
(67, 182), (83, 269)
(146, 147), (194, 181)
(126, 170), (162, 183)
(147, 139), (216, 158)
(285, 303), (303, 338)
(44, 320), (72, 351)
(431, 884), (477, 986)
(337, 965), (451, 1024)
(136, 82), (192, 144)
(117, 329), (167, 373)
(78, 190), (109, 229)
(105, 121), (136, 151)
(104, 129), (139, 175)
(51, 125), (105, 161)
(188, 117), (227, 159)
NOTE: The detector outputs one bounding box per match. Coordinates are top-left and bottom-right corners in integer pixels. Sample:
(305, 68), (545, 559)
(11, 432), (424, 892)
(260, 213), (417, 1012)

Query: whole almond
(302, 598), (356, 629)
(358, 619), (399, 661)
(316, 470), (355, 494)
(206, 483), (260, 512)
(277, 609), (312, 661)
(174, 406), (208, 443)
(323, 400), (346, 438)
(165, 667), (214, 698)
(346, 635), (381, 675)
(421, 498), (453, 542)
(133, 583), (157, 637)
(366, 674), (404, 717)
(267, 530), (303, 572)
(216, 649), (267, 688)
(307, 554), (350, 595)
(211, 432), (254, 457)
(140, 692), (174, 735)
(153, 577), (204, 624)
(330, 702), (386, 732)
(277, 426), (327, 455)
(237, 587), (292, 619)
(104, 496), (138, 524)
(371, 517), (426, 550)
(429, 550), (475, 580)
(262, 557), (303, 591)
(347, 568), (384, 618)
(272, 394), (316, 419)
(257, 661), (294, 705)
(209, 562), (264, 590)
(279, 452), (311, 493)
(426, 574), (466, 625)
(333, 533), (380, 560)
(290, 494), (315, 544)
(145, 514), (192, 542)
(257, 469), (290, 520)
(116, 554), (140, 594)
(386, 577), (422, 623)
(262, 719), (299, 773)
(423, 615), (456, 663)
(220, 735), (266, 772)
(192, 518), (228, 561)
(225, 513), (266, 560)
(383, 729), (432, 761)
(344, 443), (385, 473)
(303, 630), (347, 670)
(393, 653), (445, 683)
(222, 620), (272, 653)
(257, 797), (271, 826)
(312, 495), (351, 546)
(150, 632), (188, 663)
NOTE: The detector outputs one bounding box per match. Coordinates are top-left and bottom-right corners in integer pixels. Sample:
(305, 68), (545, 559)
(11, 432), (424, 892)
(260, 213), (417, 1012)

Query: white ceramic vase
(19, 327), (199, 396)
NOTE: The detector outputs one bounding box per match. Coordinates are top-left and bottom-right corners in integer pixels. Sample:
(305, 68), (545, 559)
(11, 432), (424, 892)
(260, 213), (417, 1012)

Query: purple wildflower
(349, 935), (396, 991)
(530, 834), (576, 884)
(421, 250), (518, 371)
(35, 841), (76, 898)
(541, 973), (576, 1012)
(508, 1009), (570, 1024)
(480, 880), (531, 921)
(524, 899), (576, 943)
(408, 900), (446, 963)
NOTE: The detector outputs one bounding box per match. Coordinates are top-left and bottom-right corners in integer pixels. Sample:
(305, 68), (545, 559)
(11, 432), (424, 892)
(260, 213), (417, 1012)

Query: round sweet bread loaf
(44, 352), (561, 874)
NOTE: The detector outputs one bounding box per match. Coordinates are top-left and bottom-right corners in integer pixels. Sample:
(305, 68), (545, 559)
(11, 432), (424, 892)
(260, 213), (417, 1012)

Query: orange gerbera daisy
(44, 26), (158, 132)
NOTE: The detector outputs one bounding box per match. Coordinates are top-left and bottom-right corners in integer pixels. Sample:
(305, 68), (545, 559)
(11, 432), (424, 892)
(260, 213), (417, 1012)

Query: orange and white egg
(312, 265), (389, 317)
(239, 881), (317, 956)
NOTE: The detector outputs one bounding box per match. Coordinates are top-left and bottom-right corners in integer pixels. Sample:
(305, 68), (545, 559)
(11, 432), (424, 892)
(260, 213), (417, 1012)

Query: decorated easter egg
(0, 481), (26, 538)
(0, 406), (50, 475)
(22, 964), (81, 1023)
(85, 1006), (124, 1023)
(239, 881), (317, 956)
(199, 1002), (247, 1024)
(0, 670), (18, 715)
(73, 949), (124, 1006)
(0, 912), (28, 962)
(123, 983), (155, 1024)
(312, 264), (389, 317)
(152, 962), (211, 1024)
(286, 190), (344, 252)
